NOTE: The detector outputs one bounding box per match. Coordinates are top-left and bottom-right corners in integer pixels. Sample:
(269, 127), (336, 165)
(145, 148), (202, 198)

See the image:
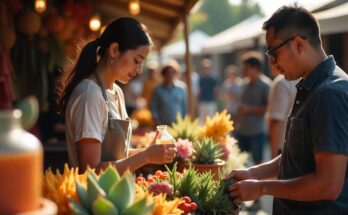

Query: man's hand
(224, 168), (253, 182)
(228, 179), (263, 204)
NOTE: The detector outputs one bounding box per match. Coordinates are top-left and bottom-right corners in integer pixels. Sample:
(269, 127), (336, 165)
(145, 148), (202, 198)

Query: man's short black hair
(241, 51), (263, 71)
(262, 4), (321, 47)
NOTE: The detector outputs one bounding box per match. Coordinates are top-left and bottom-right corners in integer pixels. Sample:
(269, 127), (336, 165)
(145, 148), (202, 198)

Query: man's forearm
(249, 155), (280, 179)
(261, 173), (339, 201)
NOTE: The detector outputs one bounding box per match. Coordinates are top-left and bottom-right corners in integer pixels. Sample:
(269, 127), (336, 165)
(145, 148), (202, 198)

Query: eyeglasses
(266, 36), (306, 61)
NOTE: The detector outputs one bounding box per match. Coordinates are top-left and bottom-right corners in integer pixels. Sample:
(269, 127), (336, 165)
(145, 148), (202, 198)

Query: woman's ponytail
(56, 39), (100, 115)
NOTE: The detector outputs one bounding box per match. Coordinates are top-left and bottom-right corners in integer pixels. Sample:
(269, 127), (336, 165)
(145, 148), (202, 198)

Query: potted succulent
(68, 167), (154, 215)
(166, 164), (239, 215)
(177, 137), (224, 179)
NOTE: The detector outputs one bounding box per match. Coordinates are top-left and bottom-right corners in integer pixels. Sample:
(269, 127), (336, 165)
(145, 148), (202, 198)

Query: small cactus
(192, 138), (223, 164)
(68, 166), (154, 215)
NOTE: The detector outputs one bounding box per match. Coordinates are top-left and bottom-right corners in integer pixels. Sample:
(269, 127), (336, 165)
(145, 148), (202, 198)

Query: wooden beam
(183, 13), (193, 118)
(141, 1), (181, 17)
(161, 0), (186, 7)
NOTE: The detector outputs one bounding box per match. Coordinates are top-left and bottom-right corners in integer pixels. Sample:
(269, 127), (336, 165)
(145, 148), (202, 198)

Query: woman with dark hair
(57, 17), (176, 173)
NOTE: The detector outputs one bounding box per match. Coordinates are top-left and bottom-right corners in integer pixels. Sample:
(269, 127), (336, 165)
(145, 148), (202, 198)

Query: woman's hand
(144, 143), (176, 164)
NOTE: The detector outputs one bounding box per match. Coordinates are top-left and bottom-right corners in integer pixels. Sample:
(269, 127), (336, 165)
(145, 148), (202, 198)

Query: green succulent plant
(68, 166), (154, 215)
(169, 113), (200, 142)
(192, 138), (223, 164)
(166, 164), (237, 215)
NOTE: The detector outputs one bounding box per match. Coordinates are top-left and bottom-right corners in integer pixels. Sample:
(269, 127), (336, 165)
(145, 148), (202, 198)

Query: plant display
(199, 110), (234, 143)
(68, 167), (153, 215)
(175, 138), (194, 162)
(192, 138), (223, 165)
(43, 164), (91, 215)
(169, 113), (200, 142)
(166, 164), (238, 215)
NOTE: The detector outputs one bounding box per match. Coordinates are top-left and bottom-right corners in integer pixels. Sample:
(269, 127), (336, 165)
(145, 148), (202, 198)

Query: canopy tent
(314, 1), (348, 35)
(162, 30), (210, 58)
(201, 0), (346, 55)
(201, 15), (265, 54)
(96, 0), (199, 49)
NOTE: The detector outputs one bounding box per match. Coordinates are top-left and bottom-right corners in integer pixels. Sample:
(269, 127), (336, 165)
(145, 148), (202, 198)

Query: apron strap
(93, 72), (112, 119)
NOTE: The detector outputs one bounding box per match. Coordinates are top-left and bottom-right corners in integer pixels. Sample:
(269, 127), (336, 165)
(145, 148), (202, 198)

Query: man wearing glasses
(226, 4), (348, 214)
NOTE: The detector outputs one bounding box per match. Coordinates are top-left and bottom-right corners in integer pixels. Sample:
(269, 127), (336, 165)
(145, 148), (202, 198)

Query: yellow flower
(135, 184), (183, 215)
(42, 164), (95, 215)
(199, 110), (234, 142)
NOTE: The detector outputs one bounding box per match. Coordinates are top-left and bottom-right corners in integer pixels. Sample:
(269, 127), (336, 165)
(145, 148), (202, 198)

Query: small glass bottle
(0, 110), (43, 214)
(156, 125), (174, 144)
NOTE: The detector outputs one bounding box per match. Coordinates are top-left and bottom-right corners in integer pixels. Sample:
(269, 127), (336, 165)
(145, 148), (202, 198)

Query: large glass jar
(156, 125), (174, 144)
(0, 110), (43, 214)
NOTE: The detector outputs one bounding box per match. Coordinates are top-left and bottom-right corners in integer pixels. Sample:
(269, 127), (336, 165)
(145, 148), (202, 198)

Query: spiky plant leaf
(76, 181), (89, 209)
(121, 197), (153, 215)
(169, 113), (200, 142)
(108, 171), (134, 212)
(98, 166), (120, 193)
(87, 173), (106, 206)
(68, 197), (90, 215)
(92, 195), (119, 215)
(192, 138), (223, 164)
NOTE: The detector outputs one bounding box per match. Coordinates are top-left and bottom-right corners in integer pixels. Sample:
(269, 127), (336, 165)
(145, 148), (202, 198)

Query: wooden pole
(183, 13), (194, 117)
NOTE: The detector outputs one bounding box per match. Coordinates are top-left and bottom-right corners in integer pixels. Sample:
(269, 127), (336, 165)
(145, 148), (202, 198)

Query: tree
(170, 0), (263, 43)
(193, 0), (263, 36)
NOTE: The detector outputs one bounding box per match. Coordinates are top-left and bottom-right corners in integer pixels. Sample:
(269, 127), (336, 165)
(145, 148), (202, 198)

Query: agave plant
(166, 164), (237, 215)
(68, 166), (154, 215)
(192, 138), (223, 164)
(169, 113), (200, 142)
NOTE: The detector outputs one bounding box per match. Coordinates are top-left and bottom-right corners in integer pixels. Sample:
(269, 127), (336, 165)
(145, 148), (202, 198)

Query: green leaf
(121, 198), (153, 215)
(87, 173), (106, 205)
(98, 166), (120, 193)
(76, 181), (89, 209)
(108, 172), (134, 212)
(92, 195), (119, 215)
(68, 197), (90, 215)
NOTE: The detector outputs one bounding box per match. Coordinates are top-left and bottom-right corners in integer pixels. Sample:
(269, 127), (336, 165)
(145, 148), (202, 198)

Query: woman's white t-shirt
(65, 79), (128, 166)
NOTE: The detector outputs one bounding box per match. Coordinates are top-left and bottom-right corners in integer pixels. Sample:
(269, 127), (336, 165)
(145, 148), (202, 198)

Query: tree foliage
(192, 0), (263, 35)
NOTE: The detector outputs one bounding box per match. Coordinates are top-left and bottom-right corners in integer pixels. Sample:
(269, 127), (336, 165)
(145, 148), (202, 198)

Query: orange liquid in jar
(0, 150), (42, 214)
(157, 139), (173, 144)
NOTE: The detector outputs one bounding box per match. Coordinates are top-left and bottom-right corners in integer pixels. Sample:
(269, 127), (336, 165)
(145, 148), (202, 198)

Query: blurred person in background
(235, 51), (271, 166)
(181, 65), (200, 117)
(222, 64), (242, 120)
(198, 58), (218, 123)
(142, 61), (161, 108)
(151, 60), (187, 125)
(265, 63), (297, 158)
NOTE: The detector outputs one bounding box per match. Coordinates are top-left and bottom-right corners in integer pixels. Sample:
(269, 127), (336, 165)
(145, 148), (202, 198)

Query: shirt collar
(297, 55), (336, 91)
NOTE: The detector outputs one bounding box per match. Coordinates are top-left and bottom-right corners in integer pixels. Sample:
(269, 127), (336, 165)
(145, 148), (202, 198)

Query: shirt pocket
(286, 116), (305, 155)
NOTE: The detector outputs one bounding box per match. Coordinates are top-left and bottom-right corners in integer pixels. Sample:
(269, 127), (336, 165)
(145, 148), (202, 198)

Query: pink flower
(219, 136), (236, 160)
(149, 182), (173, 196)
(175, 138), (193, 160)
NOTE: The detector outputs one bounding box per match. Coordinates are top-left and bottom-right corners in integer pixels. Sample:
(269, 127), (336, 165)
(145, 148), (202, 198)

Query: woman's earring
(111, 59), (114, 65)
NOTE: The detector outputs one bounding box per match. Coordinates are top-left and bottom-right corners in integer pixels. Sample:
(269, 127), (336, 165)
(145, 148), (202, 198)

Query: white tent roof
(201, 0), (348, 54)
(162, 30), (210, 58)
(315, 1), (348, 35)
(202, 15), (265, 54)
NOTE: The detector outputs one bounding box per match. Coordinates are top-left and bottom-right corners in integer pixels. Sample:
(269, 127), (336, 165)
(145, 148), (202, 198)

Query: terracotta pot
(177, 159), (225, 180)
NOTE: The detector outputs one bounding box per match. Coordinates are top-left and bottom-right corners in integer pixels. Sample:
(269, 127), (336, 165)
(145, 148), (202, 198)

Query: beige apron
(93, 72), (131, 161)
